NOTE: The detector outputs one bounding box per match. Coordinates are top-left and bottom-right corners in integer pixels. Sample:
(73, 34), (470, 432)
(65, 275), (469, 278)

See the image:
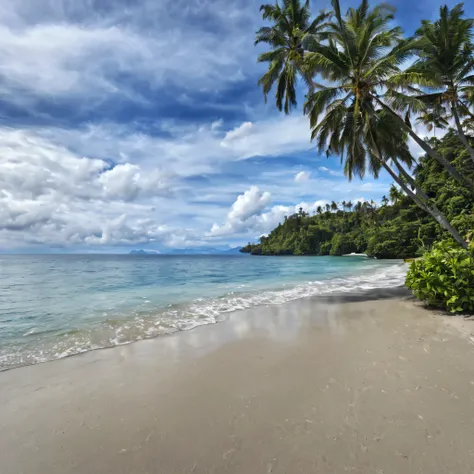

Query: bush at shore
(405, 241), (474, 313)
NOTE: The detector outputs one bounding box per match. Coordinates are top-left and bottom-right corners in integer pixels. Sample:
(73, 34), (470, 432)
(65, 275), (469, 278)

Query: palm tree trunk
(372, 96), (474, 192)
(374, 154), (469, 249)
(457, 99), (474, 122)
(391, 158), (431, 201)
(391, 158), (468, 247)
(451, 101), (474, 165)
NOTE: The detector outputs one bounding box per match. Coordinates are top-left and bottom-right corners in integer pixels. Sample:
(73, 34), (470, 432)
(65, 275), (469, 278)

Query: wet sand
(1, 288), (474, 474)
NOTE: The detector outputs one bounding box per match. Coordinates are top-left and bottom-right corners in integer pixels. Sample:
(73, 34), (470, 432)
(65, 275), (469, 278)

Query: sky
(0, 0), (472, 253)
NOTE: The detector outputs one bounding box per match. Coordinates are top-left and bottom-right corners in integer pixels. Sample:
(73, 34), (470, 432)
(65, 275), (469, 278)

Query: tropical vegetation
(241, 130), (474, 258)
(406, 241), (474, 313)
(249, 0), (474, 311)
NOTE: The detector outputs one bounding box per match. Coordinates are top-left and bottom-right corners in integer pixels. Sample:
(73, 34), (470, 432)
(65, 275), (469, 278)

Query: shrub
(405, 240), (474, 313)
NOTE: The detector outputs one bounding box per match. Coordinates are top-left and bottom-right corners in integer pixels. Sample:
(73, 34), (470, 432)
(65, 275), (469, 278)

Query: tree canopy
(241, 131), (474, 258)
(255, 0), (474, 250)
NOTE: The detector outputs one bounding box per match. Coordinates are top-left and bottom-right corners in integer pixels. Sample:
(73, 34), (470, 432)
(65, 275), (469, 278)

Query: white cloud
(0, 127), (184, 249)
(211, 119), (224, 131)
(209, 186), (329, 238)
(228, 186), (271, 221)
(0, 117), (313, 250)
(222, 121), (253, 141)
(318, 166), (343, 177)
(0, 0), (258, 110)
(210, 186), (271, 236)
(0, 118), (393, 250)
(98, 164), (172, 201)
(0, 0), (397, 251)
(220, 115), (312, 159)
(294, 171), (311, 183)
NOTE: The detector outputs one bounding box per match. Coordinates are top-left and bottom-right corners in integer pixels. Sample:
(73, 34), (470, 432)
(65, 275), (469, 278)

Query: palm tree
(415, 108), (449, 137)
(381, 195), (389, 206)
(341, 200), (347, 212)
(330, 200), (338, 211)
(303, 0), (474, 192)
(401, 4), (474, 164)
(311, 94), (468, 247)
(316, 205), (323, 215)
(389, 184), (402, 204)
(347, 201), (353, 212)
(303, 0), (468, 247)
(325, 203), (331, 213)
(255, 0), (329, 113)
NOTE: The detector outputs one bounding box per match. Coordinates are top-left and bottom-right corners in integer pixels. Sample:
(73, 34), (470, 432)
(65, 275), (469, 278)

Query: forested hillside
(241, 131), (474, 259)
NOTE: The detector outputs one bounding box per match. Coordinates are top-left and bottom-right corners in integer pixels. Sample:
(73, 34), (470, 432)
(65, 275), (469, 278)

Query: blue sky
(0, 0), (472, 252)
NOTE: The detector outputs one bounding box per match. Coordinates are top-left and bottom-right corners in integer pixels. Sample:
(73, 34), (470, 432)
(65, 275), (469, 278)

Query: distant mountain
(223, 246), (243, 254)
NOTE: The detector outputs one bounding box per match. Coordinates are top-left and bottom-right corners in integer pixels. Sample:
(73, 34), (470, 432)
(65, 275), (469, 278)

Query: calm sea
(0, 254), (406, 370)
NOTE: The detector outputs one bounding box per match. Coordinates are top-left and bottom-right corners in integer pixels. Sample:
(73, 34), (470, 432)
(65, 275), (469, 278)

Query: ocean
(0, 254), (406, 370)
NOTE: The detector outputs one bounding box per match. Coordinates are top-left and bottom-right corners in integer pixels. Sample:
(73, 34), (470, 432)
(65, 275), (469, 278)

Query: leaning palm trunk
(374, 153), (468, 249)
(451, 102), (474, 166)
(373, 97), (474, 192)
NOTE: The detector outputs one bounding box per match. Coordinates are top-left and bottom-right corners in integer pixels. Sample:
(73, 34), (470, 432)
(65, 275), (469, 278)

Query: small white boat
(342, 252), (369, 257)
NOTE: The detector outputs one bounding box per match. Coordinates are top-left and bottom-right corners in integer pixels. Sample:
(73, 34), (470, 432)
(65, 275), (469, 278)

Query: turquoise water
(0, 254), (406, 370)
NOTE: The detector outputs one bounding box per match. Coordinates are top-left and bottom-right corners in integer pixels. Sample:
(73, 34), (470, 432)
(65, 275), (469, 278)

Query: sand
(1, 288), (474, 474)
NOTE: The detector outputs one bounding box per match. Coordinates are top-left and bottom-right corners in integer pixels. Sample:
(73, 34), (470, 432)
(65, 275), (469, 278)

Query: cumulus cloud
(210, 186), (271, 236)
(0, 118), (392, 250)
(209, 186), (329, 238)
(0, 127), (182, 249)
(294, 171), (311, 183)
(228, 186), (271, 221)
(98, 164), (172, 201)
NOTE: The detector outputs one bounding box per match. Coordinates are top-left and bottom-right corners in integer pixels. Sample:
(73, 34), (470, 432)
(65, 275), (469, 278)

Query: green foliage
(319, 241), (332, 255)
(406, 241), (474, 313)
(241, 131), (474, 258)
(329, 233), (357, 256)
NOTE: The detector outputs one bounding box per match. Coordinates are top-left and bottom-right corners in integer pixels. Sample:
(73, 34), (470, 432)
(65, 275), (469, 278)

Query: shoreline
(1, 284), (409, 374)
(2, 287), (474, 473)
(0, 260), (407, 372)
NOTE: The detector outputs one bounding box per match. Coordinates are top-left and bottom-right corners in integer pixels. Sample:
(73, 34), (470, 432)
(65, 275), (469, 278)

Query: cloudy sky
(0, 0), (471, 253)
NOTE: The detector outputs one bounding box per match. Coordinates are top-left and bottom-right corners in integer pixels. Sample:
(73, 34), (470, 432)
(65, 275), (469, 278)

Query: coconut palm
(415, 108), (449, 137)
(330, 200), (338, 211)
(400, 4), (474, 163)
(303, 0), (474, 191)
(310, 89), (468, 248)
(389, 184), (402, 204)
(255, 0), (329, 113)
(303, 0), (468, 247)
